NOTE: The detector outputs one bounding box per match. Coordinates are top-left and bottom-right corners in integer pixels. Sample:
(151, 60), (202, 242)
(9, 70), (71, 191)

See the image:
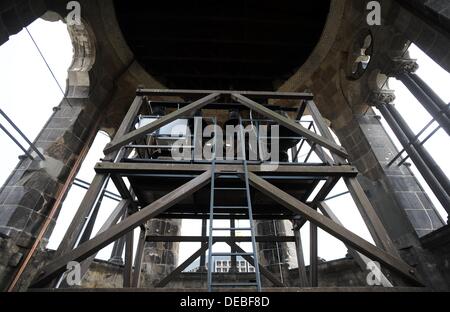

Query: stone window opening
(372, 43), (450, 229)
(0, 18), (73, 187)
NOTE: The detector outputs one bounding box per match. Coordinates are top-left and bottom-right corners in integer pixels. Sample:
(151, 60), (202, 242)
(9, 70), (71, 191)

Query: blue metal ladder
(207, 117), (262, 292)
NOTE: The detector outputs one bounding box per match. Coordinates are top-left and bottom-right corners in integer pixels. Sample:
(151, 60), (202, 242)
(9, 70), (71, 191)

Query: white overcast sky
(0, 19), (448, 268)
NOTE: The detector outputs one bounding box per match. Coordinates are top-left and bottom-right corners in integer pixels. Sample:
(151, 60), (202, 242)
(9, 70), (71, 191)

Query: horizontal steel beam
(95, 162), (358, 177)
(137, 89), (314, 100)
(145, 236), (296, 243)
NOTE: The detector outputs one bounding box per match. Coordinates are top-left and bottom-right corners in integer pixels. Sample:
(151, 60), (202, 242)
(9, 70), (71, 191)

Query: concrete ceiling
(114, 0), (331, 91)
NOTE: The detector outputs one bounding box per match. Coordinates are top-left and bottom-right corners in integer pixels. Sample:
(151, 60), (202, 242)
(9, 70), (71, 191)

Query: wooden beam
(104, 93), (220, 155)
(247, 172), (422, 286)
(231, 94), (349, 158)
(31, 171), (212, 288)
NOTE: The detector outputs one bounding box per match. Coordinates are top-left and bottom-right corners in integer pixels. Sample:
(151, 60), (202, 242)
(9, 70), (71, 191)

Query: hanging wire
(25, 27), (73, 108)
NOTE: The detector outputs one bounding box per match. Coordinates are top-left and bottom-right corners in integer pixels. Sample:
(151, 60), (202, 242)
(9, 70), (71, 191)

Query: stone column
(0, 97), (101, 290)
(255, 220), (292, 285)
(332, 94), (447, 289)
(139, 219), (181, 287)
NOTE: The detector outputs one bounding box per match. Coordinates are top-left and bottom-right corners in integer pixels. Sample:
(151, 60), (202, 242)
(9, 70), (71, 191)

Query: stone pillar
(0, 97), (101, 290)
(139, 219), (181, 287)
(385, 58), (450, 136)
(255, 220), (292, 285)
(332, 95), (448, 289)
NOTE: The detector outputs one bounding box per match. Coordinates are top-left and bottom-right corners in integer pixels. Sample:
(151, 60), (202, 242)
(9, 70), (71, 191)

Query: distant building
(184, 256), (255, 273)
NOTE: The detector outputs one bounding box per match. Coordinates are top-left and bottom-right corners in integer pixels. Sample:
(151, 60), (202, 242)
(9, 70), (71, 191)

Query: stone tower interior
(0, 0), (449, 292)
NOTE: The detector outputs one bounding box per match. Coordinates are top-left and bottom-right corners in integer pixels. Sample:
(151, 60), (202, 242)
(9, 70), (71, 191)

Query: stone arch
(66, 18), (97, 98)
(279, 0), (348, 92)
(40, 10), (97, 98)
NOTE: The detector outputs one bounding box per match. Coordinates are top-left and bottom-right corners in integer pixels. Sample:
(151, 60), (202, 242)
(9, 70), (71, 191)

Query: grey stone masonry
(139, 219), (182, 287)
(0, 98), (99, 248)
(336, 111), (445, 239)
(255, 220), (291, 285)
(0, 0), (47, 46)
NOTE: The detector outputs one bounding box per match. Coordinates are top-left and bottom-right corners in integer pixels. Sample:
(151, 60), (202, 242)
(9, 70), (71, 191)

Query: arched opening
(0, 18), (73, 186)
(373, 43), (450, 226)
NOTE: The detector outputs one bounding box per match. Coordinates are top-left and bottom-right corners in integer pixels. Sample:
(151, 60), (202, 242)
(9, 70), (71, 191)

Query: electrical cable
(25, 27), (73, 108)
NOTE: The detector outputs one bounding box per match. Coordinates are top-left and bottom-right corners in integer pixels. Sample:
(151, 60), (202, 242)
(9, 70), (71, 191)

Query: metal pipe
(387, 104), (450, 196)
(0, 123), (35, 160)
(410, 73), (450, 120)
(378, 104), (450, 213)
(397, 72), (450, 136)
(387, 118), (436, 167)
(397, 125), (441, 166)
(0, 109), (46, 160)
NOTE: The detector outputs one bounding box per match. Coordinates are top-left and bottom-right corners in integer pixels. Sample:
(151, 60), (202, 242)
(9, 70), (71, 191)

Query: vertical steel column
(230, 219), (238, 273)
(292, 219), (309, 287)
(123, 223), (134, 287)
(199, 219), (207, 272)
(310, 223), (318, 287)
(131, 226), (147, 288)
(109, 208), (128, 265)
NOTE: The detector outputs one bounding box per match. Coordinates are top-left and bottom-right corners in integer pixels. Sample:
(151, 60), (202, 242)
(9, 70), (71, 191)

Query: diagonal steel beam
(226, 242), (285, 288)
(57, 200), (129, 288)
(104, 93), (220, 155)
(247, 172), (422, 286)
(307, 100), (399, 257)
(156, 243), (214, 288)
(318, 202), (393, 287)
(231, 94), (348, 158)
(30, 171), (212, 288)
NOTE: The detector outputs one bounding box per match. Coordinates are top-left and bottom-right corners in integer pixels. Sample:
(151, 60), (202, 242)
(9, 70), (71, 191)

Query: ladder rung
(216, 175), (240, 179)
(211, 252), (254, 257)
(212, 228), (252, 231)
(213, 206), (248, 209)
(210, 283), (258, 287)
(214, 187), (247, 191)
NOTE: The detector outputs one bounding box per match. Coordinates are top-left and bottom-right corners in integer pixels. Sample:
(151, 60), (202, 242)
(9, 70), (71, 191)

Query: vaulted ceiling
(114, 0), (330, 91)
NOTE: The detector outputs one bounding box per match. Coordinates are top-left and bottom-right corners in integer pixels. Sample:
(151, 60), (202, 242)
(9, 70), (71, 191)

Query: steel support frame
(247, 172), (421, 286)
(30, 170), (212, 288)
(27, 89), (415, 290)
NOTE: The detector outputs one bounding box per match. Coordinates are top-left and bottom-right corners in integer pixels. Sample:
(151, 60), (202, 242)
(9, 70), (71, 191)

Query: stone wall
(75, 257), (368, 289)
